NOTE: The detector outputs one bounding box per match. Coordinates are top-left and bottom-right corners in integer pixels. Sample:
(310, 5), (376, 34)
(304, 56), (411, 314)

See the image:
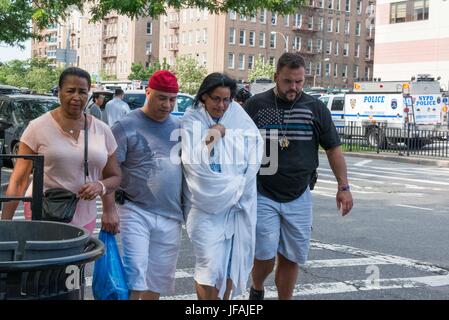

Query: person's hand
(336, 190), (353, 216)
(101, 208), (120, 234)
(210, 124), (226, 138)
(78, 182), (103, 201)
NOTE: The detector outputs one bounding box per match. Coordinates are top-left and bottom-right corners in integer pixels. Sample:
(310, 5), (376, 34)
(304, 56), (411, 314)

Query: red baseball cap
(148, 70), (179, 93)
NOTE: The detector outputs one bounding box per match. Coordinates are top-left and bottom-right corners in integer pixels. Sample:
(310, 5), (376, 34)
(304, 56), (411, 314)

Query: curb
(332, 151), (449, 168)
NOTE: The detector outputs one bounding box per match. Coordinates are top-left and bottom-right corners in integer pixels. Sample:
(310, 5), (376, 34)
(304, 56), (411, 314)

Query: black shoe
(249, 286), (264, 300)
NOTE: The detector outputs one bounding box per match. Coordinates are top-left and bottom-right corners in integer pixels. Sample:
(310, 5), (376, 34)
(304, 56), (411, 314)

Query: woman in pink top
(1, 67), (122, 234)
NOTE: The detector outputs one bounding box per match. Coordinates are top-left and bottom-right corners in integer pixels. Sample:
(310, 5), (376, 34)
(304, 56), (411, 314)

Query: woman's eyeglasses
(207, 93), (232, 105)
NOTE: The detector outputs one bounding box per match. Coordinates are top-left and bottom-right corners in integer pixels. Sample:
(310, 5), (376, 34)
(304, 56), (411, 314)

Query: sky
(0, 40), (32, 63)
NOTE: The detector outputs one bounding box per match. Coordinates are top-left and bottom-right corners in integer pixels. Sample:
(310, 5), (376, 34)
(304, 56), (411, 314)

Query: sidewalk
(334, 150), (449, 168)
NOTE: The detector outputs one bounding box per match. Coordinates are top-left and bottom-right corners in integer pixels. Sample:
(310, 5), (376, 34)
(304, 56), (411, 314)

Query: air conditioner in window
(146, 49), (151, 55)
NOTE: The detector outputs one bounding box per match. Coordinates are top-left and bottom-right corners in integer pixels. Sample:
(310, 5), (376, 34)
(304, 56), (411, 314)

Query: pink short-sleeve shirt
(21, 112), (118, 230)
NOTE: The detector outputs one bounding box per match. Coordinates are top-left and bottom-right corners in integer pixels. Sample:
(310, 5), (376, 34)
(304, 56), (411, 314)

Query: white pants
(119, 202), (182, 294)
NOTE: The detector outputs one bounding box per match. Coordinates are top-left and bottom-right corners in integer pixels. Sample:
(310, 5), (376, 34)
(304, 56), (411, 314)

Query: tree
(248, 57), (275, 82)
(0, 1), (305, 46)
(173, 56), (207, 95)
(0, 57), (62, 93)
(128, 58), (171, 80)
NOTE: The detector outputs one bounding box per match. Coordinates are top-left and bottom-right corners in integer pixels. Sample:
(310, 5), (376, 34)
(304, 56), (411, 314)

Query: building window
(240, 30), (246, 45)
(188, 31), (193, 46)
(293, 36), (301, 51)
(229, 11), (237, 20)
(269, 56), (275, 65)
(270, 33), (276, 48)
(365, 45), (371, 59)
(353, 65), (359, 79)
(240, 14), (247, 21)
(335, 41), (339, 55)
(248, 55), (255, 69)
(249, 31), (255, 46)
(271, 13), (277, 25)
(343, 42), (349, 56)
(203, 28), (208, 44)
(307, 38), (313, 52)
(326, 40), (332, 55)
(342, 64), (348, 78)
(294, 13), (302, 28)
(259, 32), (266, 48)
(336, 0), (341, 11)
(284, 14), (289, 26)
(414, 0), (429, 21)
(250, 12), (257, 22)
(335, 18), (340, 33)
(259, 9), (267, 24)
(345, 0), (350, 11)
(308, 16), (314, 29)
(390, 2), (407, 24)
(328, 0), (333, 10)
(355, 22), (361, 36)
(327, 18), (333, 32)
(306, 62), (312, 75)
(356, 0), (362, 14)
(239, 54), (245, 70)
(354, 43), (360, 57)
(317, 39), (322, 52)
(228, 53), (235, 69)
(365, 66), (371, 80)
(344, 20), (350, 34)
(334, 63), (338, 78)
(325, 63), (331, 77)
(316, 62), (322, 76)
(229, 28), (236, 44)
(318, 17), (324, 31)
(196, 29), (201, 44)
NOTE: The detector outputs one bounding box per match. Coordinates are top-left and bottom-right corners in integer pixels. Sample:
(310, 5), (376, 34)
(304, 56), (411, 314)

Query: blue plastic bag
(92, 230), (129, 300)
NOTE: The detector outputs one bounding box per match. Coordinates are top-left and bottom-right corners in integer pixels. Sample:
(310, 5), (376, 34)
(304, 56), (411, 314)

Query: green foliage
(128, 58), (172, 81)
(99, 71), (117, 81)
(248, 57), (275, 82)
(172, 56), (207, 95)
(1, 0), (305, 45)
(0, 57), (62, 93)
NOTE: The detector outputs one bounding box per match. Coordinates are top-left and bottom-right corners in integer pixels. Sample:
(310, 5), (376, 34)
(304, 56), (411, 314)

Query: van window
(331, 98), (344, 111)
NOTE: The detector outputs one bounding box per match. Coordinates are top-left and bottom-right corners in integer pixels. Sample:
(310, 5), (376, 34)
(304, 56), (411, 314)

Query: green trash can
(0, 220), (104, 300)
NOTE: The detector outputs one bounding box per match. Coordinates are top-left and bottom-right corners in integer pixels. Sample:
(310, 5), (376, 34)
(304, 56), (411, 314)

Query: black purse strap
(84, 112), (89, 183)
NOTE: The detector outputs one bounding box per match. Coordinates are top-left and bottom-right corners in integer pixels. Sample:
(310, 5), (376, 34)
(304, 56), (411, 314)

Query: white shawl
(181, 101), (264, 299)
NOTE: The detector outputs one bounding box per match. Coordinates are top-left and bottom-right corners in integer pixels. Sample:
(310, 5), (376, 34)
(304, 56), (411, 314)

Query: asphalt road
(3, 154), (449, 300)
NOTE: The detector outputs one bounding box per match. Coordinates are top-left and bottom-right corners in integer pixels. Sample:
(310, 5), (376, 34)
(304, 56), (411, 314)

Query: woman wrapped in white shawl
(181, 73), (263, 300)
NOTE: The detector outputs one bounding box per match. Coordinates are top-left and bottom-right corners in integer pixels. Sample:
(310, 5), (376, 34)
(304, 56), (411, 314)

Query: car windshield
(124, 93), (146, 110)
(12, 99), (59, 122)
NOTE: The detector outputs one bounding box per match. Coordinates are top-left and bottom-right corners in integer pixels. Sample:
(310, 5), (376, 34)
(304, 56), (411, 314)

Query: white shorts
(118, 202), (182, 294)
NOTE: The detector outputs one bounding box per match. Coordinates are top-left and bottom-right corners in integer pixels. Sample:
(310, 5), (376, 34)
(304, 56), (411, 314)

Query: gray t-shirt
(111, 109), (183, 222)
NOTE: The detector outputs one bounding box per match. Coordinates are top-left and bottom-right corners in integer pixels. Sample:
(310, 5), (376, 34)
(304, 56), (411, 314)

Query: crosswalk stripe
(162, 274), (449, 300)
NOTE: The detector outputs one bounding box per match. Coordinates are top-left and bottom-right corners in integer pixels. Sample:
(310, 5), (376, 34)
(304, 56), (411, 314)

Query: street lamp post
(270, 31), (288, 53)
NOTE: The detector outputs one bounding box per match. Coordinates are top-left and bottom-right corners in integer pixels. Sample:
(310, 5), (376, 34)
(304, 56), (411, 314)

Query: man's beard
(276, 85), (301, 102)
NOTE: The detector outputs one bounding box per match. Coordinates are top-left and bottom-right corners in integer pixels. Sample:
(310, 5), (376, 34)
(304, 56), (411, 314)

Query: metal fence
(336, 122), (449, 158)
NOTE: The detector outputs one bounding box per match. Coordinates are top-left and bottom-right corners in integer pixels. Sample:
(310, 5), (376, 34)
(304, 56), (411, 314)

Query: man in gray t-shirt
(111, 70), (182, 300)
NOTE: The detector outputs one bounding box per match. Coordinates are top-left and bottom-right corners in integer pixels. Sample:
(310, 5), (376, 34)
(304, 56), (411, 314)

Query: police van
(319, 75), (447, 148)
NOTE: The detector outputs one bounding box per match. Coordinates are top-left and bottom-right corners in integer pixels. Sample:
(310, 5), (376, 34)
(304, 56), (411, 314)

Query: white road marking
(396, 204), (433, 211)
(321, 167), (449, 186)
(162, 275), (449, 300)
(354, 160), (372, 167)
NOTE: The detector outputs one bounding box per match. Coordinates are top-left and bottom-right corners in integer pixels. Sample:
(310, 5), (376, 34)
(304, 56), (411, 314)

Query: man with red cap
(111, 70), (183, 300)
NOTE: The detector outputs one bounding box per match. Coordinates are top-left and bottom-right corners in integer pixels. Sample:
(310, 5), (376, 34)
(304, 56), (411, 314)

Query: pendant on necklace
(69, 129), (74, 134)
(279, 136), (290, 149)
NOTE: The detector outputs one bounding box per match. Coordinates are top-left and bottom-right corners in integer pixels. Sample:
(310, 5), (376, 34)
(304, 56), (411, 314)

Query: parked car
(0, 94), (60, 167)
(87, 90), (194, 115)
(0, 84), (21, 95)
